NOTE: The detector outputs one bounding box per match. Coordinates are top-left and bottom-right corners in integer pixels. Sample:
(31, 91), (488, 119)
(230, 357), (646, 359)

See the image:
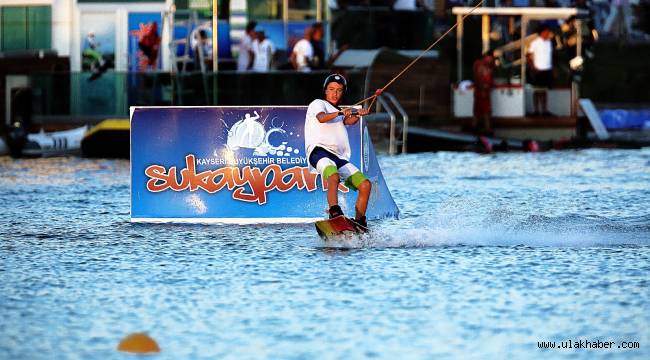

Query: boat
(4, 125), (87, 158)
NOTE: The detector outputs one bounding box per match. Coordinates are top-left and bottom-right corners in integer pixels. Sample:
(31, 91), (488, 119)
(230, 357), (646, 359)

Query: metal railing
(371, 92), (408, 155)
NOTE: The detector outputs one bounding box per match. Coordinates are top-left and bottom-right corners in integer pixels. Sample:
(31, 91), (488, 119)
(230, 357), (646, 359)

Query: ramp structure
(130, 106), (399, 223)
(579, 99), (609, 140)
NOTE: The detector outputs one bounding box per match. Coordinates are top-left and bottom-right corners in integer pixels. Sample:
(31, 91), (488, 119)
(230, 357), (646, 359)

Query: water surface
(1, 149), (649, 359)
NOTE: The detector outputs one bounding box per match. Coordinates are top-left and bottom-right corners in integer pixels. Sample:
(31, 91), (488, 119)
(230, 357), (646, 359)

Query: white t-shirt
(292, 39), (313, 72)
(304, 99), (351, 166)
(528, 36), (553, 71)
(237, 33), (253, 71)
(252, 39), (275, 72)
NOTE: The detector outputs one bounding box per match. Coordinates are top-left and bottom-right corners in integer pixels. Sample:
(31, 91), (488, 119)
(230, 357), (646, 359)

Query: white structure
(452, 7), (588, 119)
(1, 0), (173, 71)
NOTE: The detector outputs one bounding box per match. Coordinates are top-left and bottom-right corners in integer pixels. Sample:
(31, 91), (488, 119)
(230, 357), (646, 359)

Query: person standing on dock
(291, 28), (315, 72)
(304, 74), (371, 229)
(252, 31), (275, 72)
(527, 25), (555, 117)
(237, 21), (257, 71)
(310, 22), (326, 70)
(473, 50), (496, 135)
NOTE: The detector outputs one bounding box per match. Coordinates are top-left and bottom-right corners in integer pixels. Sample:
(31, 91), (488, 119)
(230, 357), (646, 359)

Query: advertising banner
(131, 106), (399, 223)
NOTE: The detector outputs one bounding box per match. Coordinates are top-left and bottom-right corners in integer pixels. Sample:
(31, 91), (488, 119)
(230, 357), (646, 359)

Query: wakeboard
(315, 215), (368, 240)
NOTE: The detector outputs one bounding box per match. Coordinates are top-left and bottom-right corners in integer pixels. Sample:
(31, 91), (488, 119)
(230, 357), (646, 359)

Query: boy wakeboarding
(305, 74), (371, 232)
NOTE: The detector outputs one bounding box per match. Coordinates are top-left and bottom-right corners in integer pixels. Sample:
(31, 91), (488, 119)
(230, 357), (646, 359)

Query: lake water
(1, 149), (649, 359)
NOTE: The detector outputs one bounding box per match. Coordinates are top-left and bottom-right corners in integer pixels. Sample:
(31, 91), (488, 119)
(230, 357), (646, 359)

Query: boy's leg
(310, 147), (370, 220)
(340, 164), (371, 224)
(321, 164), (343, 218)
(326, 173), (340, 208)
(354, 179), (372, 220)
(311, 151), (344, 217)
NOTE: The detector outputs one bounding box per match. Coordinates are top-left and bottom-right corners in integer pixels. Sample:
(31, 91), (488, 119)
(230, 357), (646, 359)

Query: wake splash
(317, 213), (650, 249)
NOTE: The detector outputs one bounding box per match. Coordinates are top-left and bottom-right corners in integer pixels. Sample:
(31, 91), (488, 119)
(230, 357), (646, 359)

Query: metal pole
(283, 0), (289, 23)
(456, 14), (463, 83)
(377, 95), (397, 156)
(521, 16), (527, 116)
(385, 92), (408, 154)
(316, 0), (322, 22)
(576, 20), (583, 58)
(212, 0), (218, 71)
(572, 19), (583, 117)
(283, 0), (289, 46)
(212, 0), (219, 105)
(482, 14), (489, 54)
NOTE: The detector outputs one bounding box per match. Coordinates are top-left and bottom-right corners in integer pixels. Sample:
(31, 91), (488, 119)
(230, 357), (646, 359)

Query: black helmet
(322, 73), (347, 94)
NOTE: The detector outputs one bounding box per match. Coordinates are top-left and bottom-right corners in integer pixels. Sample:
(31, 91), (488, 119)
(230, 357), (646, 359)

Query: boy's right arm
(316, 107), (358, 123)
(316, 111), (342, 123)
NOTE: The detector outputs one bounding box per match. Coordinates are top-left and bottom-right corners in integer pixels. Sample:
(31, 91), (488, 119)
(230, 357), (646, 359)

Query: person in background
(83, 31), (104, 72)
(83, 31), (112, 81)
(191, 29), (211, 70)
(561, 13), (597, 60)
(310, 23), (326, 70)
(137, 22), (161, 70)
(527, 25), (555, 116)
(252, 31), (275, 72)
(237, 21), (257, 71)
(311, 21), (348, 69)
(291, 27), (315, 72)
(473, 50), (496, 135)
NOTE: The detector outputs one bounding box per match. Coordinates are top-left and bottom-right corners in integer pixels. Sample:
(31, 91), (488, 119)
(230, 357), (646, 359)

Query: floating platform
(401, 100), (650, 153)
(405, 123), (650, 153)
(81, 119), (130, 159)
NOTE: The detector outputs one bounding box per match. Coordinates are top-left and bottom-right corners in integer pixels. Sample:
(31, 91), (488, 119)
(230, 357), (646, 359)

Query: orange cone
(117, 333), (160, 354)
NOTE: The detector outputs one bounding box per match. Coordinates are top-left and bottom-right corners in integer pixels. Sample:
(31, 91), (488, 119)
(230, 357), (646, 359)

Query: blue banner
(130, 106), (399, 223)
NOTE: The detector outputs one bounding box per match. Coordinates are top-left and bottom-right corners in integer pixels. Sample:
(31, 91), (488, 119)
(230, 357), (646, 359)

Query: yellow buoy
(117, 333), (160, 354)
